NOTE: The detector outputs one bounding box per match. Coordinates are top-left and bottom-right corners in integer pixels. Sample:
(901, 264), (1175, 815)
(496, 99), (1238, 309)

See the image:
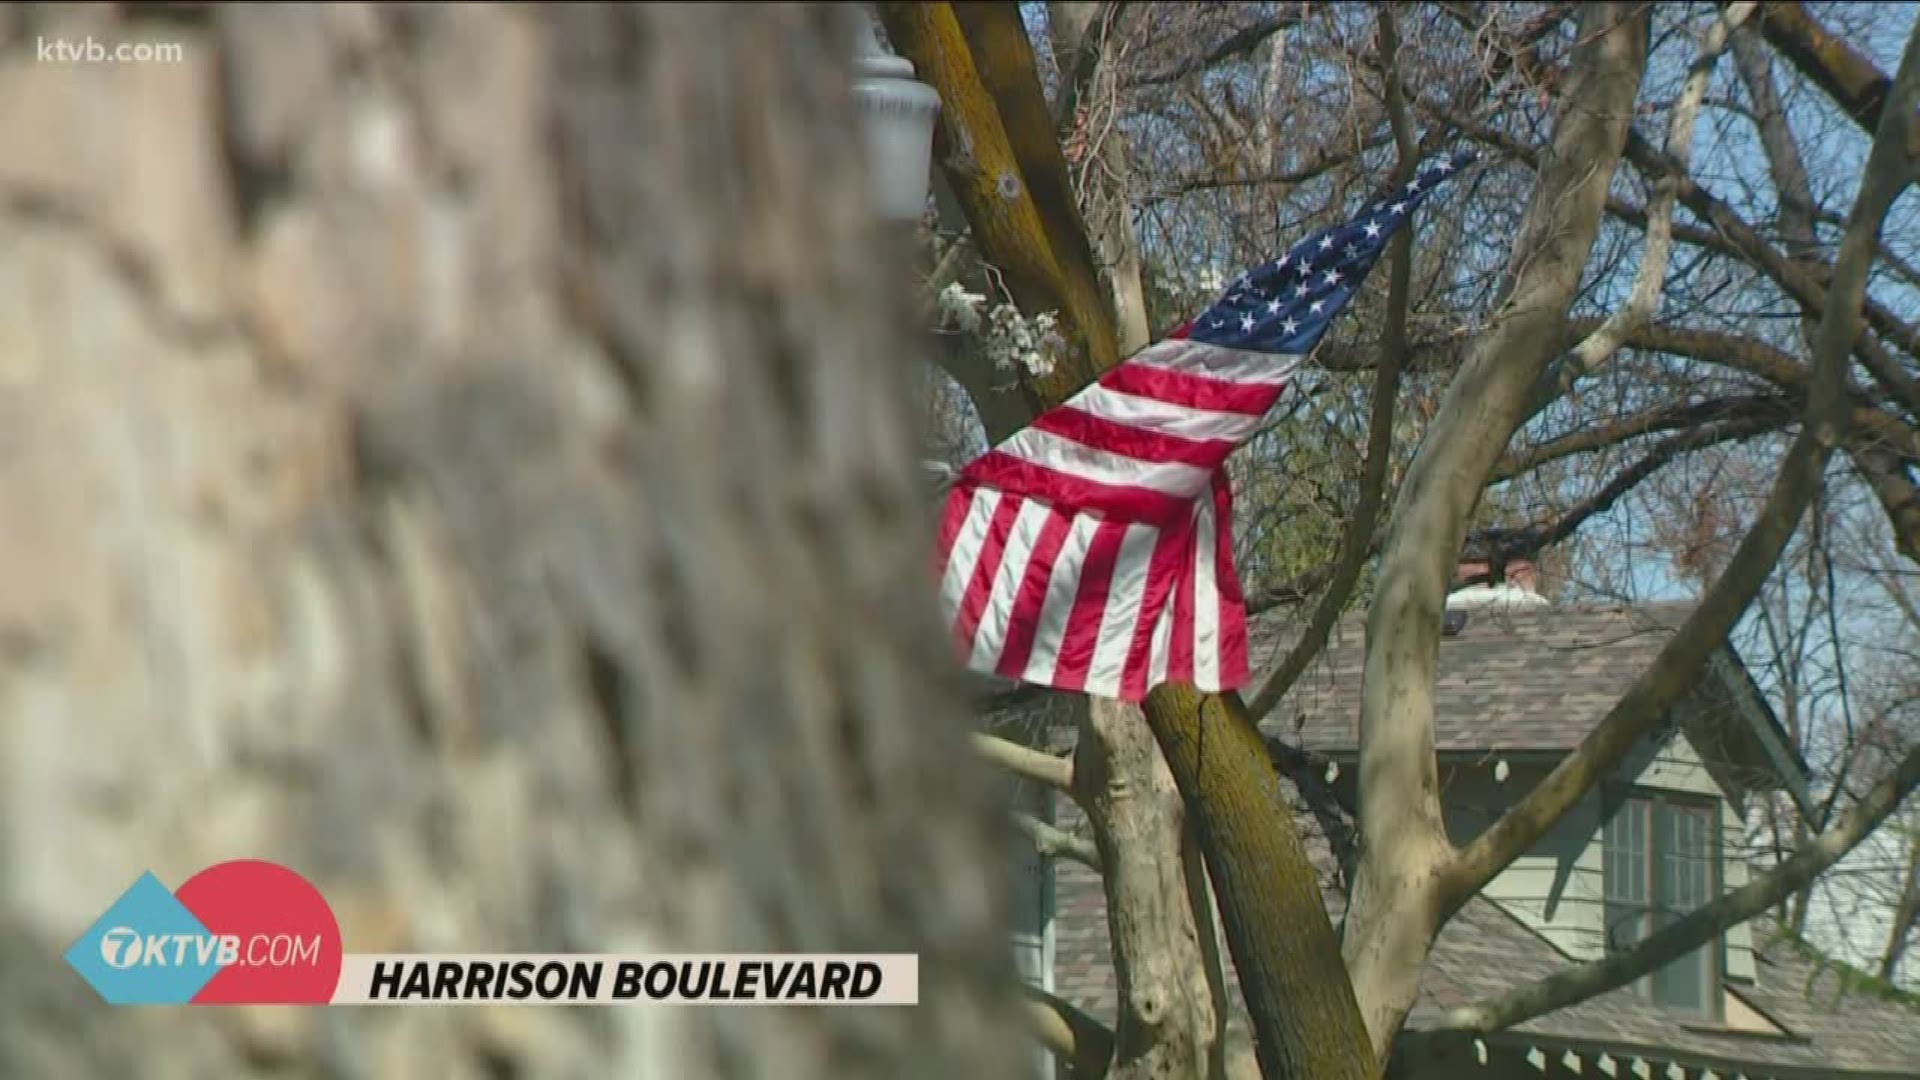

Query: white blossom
(937, 283), (1063, 378)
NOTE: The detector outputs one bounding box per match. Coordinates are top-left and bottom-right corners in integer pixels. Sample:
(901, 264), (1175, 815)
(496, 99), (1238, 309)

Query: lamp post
(852, 11), (940, 223)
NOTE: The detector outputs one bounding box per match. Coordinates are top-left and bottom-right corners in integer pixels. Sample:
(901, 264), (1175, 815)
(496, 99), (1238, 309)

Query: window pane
(1650, 802), (1715, 1012)
(1605, 801), (1648, 904)
(1604, 800), (1650, 956)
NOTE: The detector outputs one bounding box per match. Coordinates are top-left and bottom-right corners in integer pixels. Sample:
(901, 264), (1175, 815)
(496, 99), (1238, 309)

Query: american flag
(937, 151), (1472, 701)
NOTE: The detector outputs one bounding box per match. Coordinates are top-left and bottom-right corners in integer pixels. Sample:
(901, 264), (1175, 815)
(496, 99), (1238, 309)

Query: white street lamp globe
(853, 13), (940, 222)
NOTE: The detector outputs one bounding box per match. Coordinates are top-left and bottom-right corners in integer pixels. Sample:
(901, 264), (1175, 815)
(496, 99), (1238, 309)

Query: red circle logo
(174, 860), (342, 1004)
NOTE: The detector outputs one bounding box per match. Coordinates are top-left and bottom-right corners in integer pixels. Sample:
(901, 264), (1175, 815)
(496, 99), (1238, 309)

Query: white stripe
(1085, 523), (1160, 697)
(1193, 498), (1222, 690)
(1131, 337), (1306, 386)
(969, 500), (1053, 671)
(1022, 514), (1101, 686)
(1146, 594), (1174, 688)
(939, 487), (1000, 624)
(1070, 383), (1270, 443)
(1000, 427), (1212, 498)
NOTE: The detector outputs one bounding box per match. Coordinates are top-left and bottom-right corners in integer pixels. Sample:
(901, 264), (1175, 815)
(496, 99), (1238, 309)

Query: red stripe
(953, 497), (1022, 656)
(1102, 362), (1283, 416)
(1212, 473), (1248, 687)
(934, 481), (975, 578)
(1168, 531), (1198, 685)
(1120, 524), (1191, 701)
(1051, 518), (1130, 692)
(1031, 407), (1238, 471)
(960, 451), (1194, 527)
(994, 508), (1074, 679)
(1167, 320), (1194, 340)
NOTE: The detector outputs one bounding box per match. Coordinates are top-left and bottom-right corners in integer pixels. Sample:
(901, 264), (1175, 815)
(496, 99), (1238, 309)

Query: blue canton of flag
(1184, 149), (1476, 355)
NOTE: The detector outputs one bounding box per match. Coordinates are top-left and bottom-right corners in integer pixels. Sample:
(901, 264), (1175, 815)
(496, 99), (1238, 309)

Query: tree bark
(1146, 685), (1378, 1079)
(0, 5), (1025, 1077)
(1077, 699), (1224, 1080)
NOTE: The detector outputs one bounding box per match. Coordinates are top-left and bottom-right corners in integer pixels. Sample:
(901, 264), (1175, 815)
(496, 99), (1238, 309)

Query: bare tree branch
(1524, 413), (1799, 553)
(1049, 1), (1129, 135)
(974, 732), (1075, 793)
(1025, 984), (1117, 1080)
(1529, 2), (1756, 416)
(1443, 12), (1920, 916)
(1245, 7), (1418, 723)
(1127, 11), (1303, 88)
(1495, 393), (1800, 482)
(1752, 0), (1920, 156)
(1014, 810), (1102, 871)
(1267, 736), (1360, 889)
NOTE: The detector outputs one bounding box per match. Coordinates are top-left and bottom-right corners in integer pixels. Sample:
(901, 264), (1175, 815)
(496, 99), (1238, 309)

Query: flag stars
(1299, 260), (1313, 276)
(1240, 313), (1256, 332)
(1310, 299), (1325, 314)
(1266, 298), (1283, 313)
(1435, 157), (1455, 172)
(1294, 282), (1311, 298)
(1323, 269), (1341, 285)
(1364, 221), (1382, 238)
(1281, 317), (1299, 335)
(1390, 202), (1407, 214)
(1345, 244), (1361, 259)
(1318, 235), (1335, 251)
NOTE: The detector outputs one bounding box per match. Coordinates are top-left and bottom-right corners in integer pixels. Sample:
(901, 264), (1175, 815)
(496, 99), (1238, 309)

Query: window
(1604, 791), (1720, 1016)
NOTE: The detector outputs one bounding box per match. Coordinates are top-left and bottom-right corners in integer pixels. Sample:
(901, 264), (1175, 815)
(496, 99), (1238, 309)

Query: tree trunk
(0, 4), (1025, 1077)
(1146, 685), (1379, 1079)
(1346, 2), (1651, 1057)
(1881, 825), (1920, 982)
(1076, 699), (1224, 1080)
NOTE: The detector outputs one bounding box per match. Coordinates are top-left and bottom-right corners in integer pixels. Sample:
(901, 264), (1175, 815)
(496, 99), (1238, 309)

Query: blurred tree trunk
(0, 4), (1025, 1078)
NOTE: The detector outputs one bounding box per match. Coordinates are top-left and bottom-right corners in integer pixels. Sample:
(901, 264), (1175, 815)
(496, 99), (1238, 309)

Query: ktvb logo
(96, 926), (321, 970)
(65, 863), (343, 1005)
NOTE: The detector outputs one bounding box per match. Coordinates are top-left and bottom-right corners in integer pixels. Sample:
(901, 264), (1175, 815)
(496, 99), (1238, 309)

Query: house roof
(1249, 600), (1811, 805)
(1050, 774), (1920, 1077)
(1253, 601), (1692, 752)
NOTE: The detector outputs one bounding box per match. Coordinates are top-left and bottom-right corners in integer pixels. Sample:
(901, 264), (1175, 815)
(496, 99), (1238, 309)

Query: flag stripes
(936, 150), (1472, 701)
(934, 338), (1293, 701)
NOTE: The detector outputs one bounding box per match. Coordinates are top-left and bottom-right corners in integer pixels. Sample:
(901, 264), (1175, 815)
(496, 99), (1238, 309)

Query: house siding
(1440, 760), (1610, 961)
(1438, 727), (1755, 981)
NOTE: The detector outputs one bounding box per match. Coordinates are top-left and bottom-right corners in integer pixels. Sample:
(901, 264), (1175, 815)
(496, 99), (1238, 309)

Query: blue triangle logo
(64, 872), (223, 1005)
